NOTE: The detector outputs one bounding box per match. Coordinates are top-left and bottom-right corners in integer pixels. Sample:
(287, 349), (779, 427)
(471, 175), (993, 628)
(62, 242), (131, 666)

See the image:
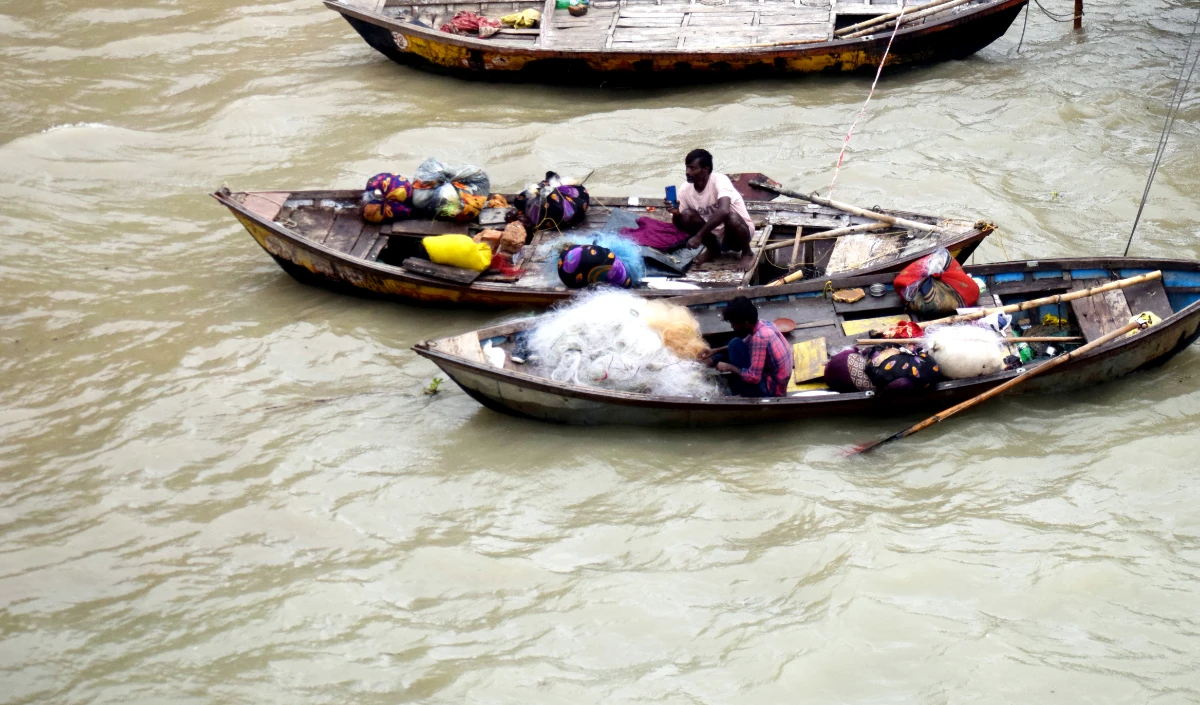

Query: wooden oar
(761, 222), (891, 251)
(854, 336), (1083, 345)
(841, 0), (976, 39)
(923, 271), (1162, 327)
(750, 180), (938, 233)
(847, 320), (1145, 456)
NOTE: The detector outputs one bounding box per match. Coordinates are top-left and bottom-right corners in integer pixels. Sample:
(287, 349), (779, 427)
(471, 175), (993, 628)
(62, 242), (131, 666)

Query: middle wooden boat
(213, 175), (993, 308)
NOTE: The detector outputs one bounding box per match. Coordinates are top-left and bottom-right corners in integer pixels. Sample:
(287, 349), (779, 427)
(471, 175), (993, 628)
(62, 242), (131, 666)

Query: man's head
(684, 149), (714, 186)
(722, 296), (758, 337)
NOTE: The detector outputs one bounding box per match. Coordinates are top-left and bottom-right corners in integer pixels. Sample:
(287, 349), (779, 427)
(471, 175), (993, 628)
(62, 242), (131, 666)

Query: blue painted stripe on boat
(992, 272), (1025, 283)
(796, 292), (822, 298)
(1070, 269), (1110, 279)
(1032, 270), (1064, 280)
(1168, 293), (1200, 311)
(767, 295), (790, 301)
(1034, 304), (1068, 325)
(483, 335), (506, 346)
(1163, 271), (1200, 288)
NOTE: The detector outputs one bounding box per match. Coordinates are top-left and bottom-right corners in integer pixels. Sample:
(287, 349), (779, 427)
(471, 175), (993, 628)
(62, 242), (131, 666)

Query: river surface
(4, 1), (1200, 702)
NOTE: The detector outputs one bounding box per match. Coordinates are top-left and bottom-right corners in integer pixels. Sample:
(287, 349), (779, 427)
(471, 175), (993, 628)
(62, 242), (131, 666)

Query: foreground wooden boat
(213, 178), (991, 308)
(326, 0), (1027, 82)
(413, 257), (1200, 426)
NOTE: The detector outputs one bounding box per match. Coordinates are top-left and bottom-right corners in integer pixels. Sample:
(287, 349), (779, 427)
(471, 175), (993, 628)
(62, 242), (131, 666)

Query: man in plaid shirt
(704, 296), (793, 397)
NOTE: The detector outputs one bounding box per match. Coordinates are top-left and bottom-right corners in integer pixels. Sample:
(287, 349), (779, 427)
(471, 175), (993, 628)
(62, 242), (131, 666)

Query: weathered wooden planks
(826, 232), (900, 274)
(241, 191), (290, 222)
(382, 219), (467, 236)
(350, 224), (382, 259)
(1122, 278), (1174, 321)
(1070, 279), (1133, 342)
(290, 207), (337, 244)
(401, 257), (484, 284)
(324, 212), (367, 253)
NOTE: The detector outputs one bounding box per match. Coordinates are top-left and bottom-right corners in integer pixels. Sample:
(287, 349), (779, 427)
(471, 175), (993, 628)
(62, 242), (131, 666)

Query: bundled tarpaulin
(411, 158), (490, 222)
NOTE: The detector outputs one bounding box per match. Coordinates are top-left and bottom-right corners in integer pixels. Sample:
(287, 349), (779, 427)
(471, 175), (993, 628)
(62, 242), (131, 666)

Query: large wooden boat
(413, 257), (1200, 426)
(213, 177), (991, 308)
(326, 0), (1028, 82)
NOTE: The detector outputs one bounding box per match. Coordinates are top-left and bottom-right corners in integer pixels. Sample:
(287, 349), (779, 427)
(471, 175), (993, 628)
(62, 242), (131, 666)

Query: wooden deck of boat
(382, 0), (929, 51)
(256, 189), (974, 289)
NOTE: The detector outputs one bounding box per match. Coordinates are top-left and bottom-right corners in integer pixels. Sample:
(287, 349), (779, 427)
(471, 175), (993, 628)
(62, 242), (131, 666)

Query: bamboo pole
(765, 270), (805, 287)
(788, 226), (805, 272)
(848, 320), (1144, 456)
(761, 222), (891, 251)
(923, 271), (1163, 327)
(854, 336), (1083, 345)
(739, 37), (828, 49)
(750, 180), (939, 233)
(842, 0), (975, 39)
(834, 0), (961, 37)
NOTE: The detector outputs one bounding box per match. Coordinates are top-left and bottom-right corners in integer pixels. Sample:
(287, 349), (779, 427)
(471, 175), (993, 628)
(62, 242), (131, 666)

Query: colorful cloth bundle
(620, 216), (691, 250)
(516, 172), (590, 231)
(440, 11), (501, 36)
(558, 245), (631, 289)
(361, 172), (412, 223)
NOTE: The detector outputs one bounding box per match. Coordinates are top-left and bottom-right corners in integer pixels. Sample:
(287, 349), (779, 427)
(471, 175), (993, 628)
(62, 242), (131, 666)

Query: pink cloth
(677, 172), (755, 238)
(621, 217), (691, 250)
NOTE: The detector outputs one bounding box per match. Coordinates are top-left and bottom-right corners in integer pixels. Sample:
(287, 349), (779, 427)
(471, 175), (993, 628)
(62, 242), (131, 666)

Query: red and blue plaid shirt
(738, 321), (793, 397)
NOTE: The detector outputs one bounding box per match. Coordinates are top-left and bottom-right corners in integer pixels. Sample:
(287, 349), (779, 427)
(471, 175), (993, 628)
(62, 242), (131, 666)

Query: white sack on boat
(926, 324), (1008, 379)
(526, 289), (722, 398)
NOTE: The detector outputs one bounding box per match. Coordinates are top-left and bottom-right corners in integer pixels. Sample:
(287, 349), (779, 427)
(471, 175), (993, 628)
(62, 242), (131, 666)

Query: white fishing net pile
(526, 289), (723, 398)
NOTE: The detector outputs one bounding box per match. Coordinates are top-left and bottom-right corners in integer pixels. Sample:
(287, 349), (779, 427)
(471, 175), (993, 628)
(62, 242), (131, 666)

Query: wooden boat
(212, 175), (991, 308)
(413, 257), (1200, 426)
(325, 0), (1028, 82)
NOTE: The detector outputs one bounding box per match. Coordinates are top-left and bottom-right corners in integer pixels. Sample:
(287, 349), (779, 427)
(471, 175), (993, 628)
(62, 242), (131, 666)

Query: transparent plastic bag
(410, 158), (490, 222)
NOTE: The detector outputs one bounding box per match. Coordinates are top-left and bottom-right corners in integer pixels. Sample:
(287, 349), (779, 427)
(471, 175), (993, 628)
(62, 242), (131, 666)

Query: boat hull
(415, 260), (1200, 426)
(328, 0), (1027, 83)
(217, 191), (989, 309)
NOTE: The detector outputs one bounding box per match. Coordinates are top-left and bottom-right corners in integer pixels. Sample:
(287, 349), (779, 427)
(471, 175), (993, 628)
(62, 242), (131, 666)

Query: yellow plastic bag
(423, 234), (493, 272)
(500, 8), (540, 28)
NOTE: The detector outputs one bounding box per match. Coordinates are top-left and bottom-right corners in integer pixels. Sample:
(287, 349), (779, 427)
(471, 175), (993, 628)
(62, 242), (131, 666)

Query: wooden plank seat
(1070, 279), (1133, 342)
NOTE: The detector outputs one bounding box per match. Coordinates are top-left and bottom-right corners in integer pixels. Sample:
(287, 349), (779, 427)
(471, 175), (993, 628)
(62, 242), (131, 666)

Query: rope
(1123, 4), (1200, 257)
(1031, 0), (1078, 23)
(827, 0), (909, 198)
(1016, 1), (1030, 53)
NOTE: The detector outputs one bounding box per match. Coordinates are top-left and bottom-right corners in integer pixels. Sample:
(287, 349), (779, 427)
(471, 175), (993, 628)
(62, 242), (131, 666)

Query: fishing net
(526, 289), (722, 397)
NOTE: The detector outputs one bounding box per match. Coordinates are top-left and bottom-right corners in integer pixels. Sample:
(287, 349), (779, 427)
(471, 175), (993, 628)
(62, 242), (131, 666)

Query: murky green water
(4, 1), (1200, 701)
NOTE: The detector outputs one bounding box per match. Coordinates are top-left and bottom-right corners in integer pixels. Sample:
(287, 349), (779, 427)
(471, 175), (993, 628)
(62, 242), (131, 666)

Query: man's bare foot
(693, 248), (717, 266)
